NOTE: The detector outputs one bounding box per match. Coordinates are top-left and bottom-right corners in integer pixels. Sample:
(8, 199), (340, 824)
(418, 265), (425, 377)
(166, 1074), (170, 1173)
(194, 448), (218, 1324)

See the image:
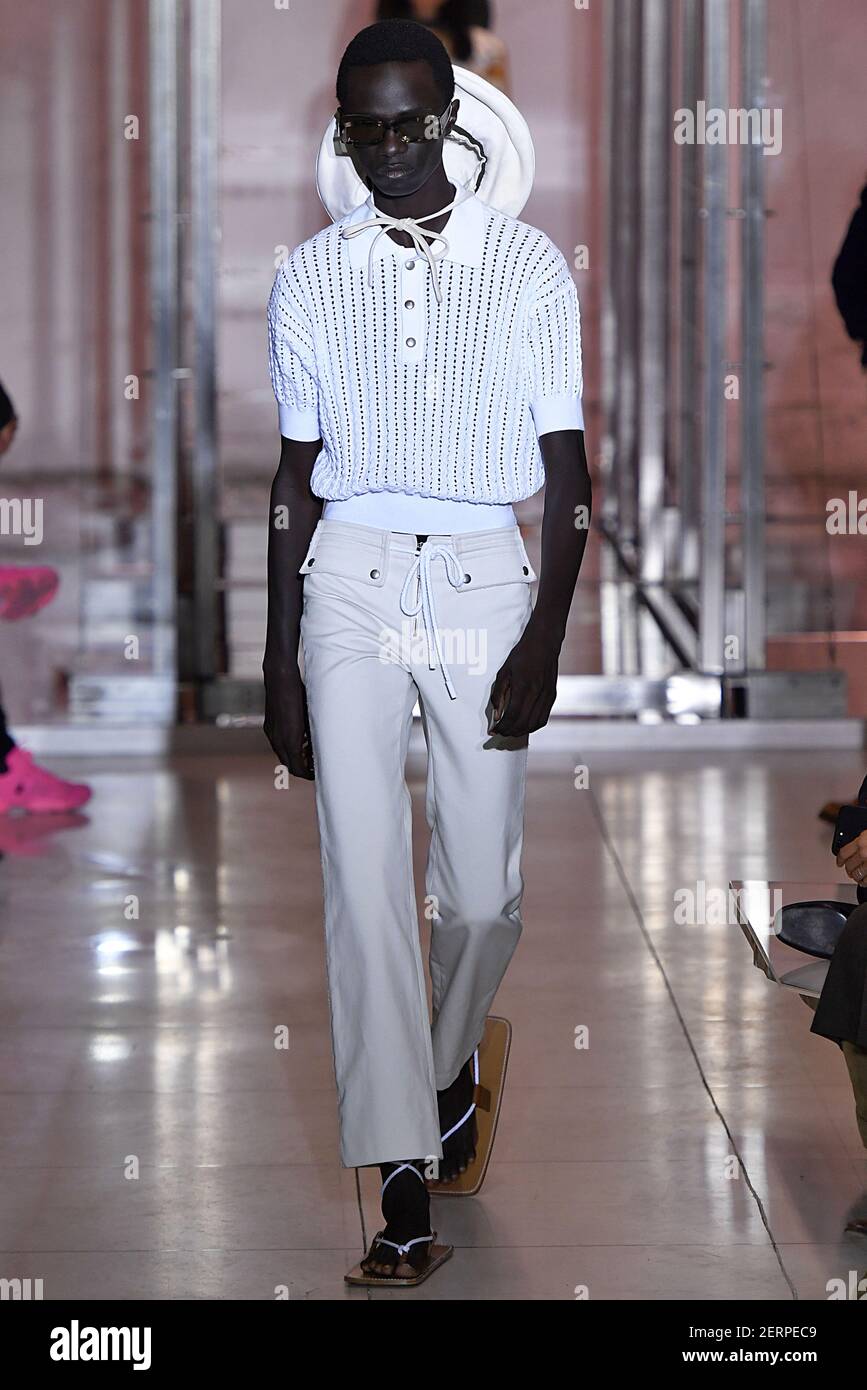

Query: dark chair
(776, 900), (857, 960)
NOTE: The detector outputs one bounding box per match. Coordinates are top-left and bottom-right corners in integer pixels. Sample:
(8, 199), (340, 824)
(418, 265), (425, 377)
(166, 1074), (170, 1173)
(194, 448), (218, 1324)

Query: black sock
(377, 1160), (430, 1245)
(436, 1056), (477, 1174)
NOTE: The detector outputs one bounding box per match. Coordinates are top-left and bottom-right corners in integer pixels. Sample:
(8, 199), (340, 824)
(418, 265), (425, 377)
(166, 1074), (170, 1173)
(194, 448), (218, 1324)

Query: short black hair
(336, 20), (455, 111)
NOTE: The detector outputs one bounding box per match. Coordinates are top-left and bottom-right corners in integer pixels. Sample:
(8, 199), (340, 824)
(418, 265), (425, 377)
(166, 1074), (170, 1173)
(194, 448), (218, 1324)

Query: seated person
(0, 378), (91, 814)
(808, 772), (867, 1166)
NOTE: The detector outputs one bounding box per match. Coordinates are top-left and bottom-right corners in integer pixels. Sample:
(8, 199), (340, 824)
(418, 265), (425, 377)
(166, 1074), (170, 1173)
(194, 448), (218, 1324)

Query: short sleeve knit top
(267, 188), (583, 505)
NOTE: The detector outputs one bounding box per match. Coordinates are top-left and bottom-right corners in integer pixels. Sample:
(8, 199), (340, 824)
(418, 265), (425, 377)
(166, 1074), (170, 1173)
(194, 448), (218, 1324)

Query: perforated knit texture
(267, 196), (583, 504)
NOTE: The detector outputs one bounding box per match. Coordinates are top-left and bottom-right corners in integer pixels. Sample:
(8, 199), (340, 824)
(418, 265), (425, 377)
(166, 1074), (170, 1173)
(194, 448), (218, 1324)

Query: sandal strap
(441, 1101), (475, 1143)
(439, 1047), (480, 1142)
(373, 1232), (434, 1257)
(380, 1161), (425, 1197)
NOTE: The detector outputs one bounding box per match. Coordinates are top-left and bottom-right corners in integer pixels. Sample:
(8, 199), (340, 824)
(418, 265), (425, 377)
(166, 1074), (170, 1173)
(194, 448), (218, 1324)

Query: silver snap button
(522, 565), (529, 574)
(463, 573), (471, 583)
(405, 260), (415, 269)
(404, 299), (414, 309)
(369, 568), (380, 579)
(308, 557), (315, 566)
(406, 337), (416, 348)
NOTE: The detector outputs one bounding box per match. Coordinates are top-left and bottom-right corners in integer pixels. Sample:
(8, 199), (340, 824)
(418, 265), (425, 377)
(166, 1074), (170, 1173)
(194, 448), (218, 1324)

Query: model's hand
(837, 830), (867, 885)
(488, 619), (560, 738)
(263, 659), (314, 780)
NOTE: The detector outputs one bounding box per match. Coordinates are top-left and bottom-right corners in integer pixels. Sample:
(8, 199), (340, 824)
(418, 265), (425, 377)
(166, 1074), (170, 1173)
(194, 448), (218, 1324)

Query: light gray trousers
(298, 518), (536, 1168)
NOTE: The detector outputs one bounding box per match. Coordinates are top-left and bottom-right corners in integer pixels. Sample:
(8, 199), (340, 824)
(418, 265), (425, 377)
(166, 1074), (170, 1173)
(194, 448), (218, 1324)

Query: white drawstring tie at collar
(340, 183), (474, 306)
(399, 539), (470, 700)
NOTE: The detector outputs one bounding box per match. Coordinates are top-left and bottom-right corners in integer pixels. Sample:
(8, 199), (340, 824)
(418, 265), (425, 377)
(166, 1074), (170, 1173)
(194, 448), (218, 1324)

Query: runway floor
(1, 745), (865, 1300)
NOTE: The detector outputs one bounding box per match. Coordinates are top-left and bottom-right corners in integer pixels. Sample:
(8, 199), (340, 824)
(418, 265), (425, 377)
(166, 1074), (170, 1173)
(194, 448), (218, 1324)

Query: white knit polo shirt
(267, 187), (583, 505)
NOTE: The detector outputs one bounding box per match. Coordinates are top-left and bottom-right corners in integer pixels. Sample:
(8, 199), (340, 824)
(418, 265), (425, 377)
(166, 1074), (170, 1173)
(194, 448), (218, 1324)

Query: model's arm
(262, 434), (323, 778)
(489, 427), (592, 737)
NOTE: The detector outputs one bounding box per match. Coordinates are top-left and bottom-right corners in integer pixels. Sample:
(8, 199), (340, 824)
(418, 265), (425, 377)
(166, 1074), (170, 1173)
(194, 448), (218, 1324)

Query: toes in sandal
(345, 1163), (454, 1287)
(427, 1015), (512, 1198)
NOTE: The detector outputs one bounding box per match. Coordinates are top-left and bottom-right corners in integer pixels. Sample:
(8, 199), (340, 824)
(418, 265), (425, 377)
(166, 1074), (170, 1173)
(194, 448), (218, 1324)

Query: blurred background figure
(0, 378), (91, 815)
(817, 177), (867, 825)
(832, 176), (867, 368)
(376, 0), (511, 94)
(806, 777), (867, 1233)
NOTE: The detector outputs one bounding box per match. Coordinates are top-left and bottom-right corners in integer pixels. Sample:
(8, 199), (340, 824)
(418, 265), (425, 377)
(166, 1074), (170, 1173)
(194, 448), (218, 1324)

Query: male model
(264, 18), (591, 1285)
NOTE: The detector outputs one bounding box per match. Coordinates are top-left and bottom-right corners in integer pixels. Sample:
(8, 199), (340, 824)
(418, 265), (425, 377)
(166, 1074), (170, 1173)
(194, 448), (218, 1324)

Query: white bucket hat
(315, 63), (535, 223)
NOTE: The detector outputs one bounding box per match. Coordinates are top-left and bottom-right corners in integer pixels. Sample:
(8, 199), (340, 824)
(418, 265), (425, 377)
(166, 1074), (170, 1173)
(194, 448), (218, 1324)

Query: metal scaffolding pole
(677, 0), (702, 587)
(190, 0), (221, 683)
(592, 0), (845, 722)
(613, 0), (642, 554)
(637, 0), (671, 585)
(741, 0), (767, 671)
(698, 0), (729, 674)
(600, 0), (619, 530)
(148, 0), (179, 686)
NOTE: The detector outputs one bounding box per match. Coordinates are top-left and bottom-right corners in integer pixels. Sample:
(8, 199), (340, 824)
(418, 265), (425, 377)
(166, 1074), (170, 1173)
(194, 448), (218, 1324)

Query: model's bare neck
(373, 171), (457, 246)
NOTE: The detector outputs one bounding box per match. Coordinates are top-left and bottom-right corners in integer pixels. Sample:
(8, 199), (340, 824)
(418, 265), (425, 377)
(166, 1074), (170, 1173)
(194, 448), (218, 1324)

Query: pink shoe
(0, 566), (60, 621)
(0, 747), (92, 814)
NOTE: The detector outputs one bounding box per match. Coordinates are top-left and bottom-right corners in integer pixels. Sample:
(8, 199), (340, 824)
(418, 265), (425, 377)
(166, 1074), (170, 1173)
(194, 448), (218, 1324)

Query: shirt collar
(340, 187), (487, 271)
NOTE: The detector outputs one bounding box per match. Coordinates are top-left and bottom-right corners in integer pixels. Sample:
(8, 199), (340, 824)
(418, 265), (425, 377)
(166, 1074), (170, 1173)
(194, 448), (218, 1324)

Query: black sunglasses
(336, 100), (454, 148)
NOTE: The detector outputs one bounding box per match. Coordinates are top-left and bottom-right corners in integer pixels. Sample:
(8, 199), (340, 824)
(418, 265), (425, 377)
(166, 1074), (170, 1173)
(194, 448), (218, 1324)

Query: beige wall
(1, 0), (866, 713)
(0, 0), (149, 482)
(3, 0), (863, 485)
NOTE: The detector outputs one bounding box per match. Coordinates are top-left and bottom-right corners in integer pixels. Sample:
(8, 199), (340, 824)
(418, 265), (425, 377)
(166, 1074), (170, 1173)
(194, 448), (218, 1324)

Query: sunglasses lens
(396, 117), (430, 142)
(342, 119), (383, 146)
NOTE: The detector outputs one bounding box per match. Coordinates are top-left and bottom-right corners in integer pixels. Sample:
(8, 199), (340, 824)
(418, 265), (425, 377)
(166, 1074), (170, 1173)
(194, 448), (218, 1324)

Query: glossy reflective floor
(1, 747), (866, 1301)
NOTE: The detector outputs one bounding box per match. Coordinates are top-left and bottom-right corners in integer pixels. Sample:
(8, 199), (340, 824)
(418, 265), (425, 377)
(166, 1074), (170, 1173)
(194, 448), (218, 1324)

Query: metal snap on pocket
(463, 573), (471, 583)
(522, 564), (529, 575)
(370, 568), (380, 579)
(308, 557), (315, 566)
